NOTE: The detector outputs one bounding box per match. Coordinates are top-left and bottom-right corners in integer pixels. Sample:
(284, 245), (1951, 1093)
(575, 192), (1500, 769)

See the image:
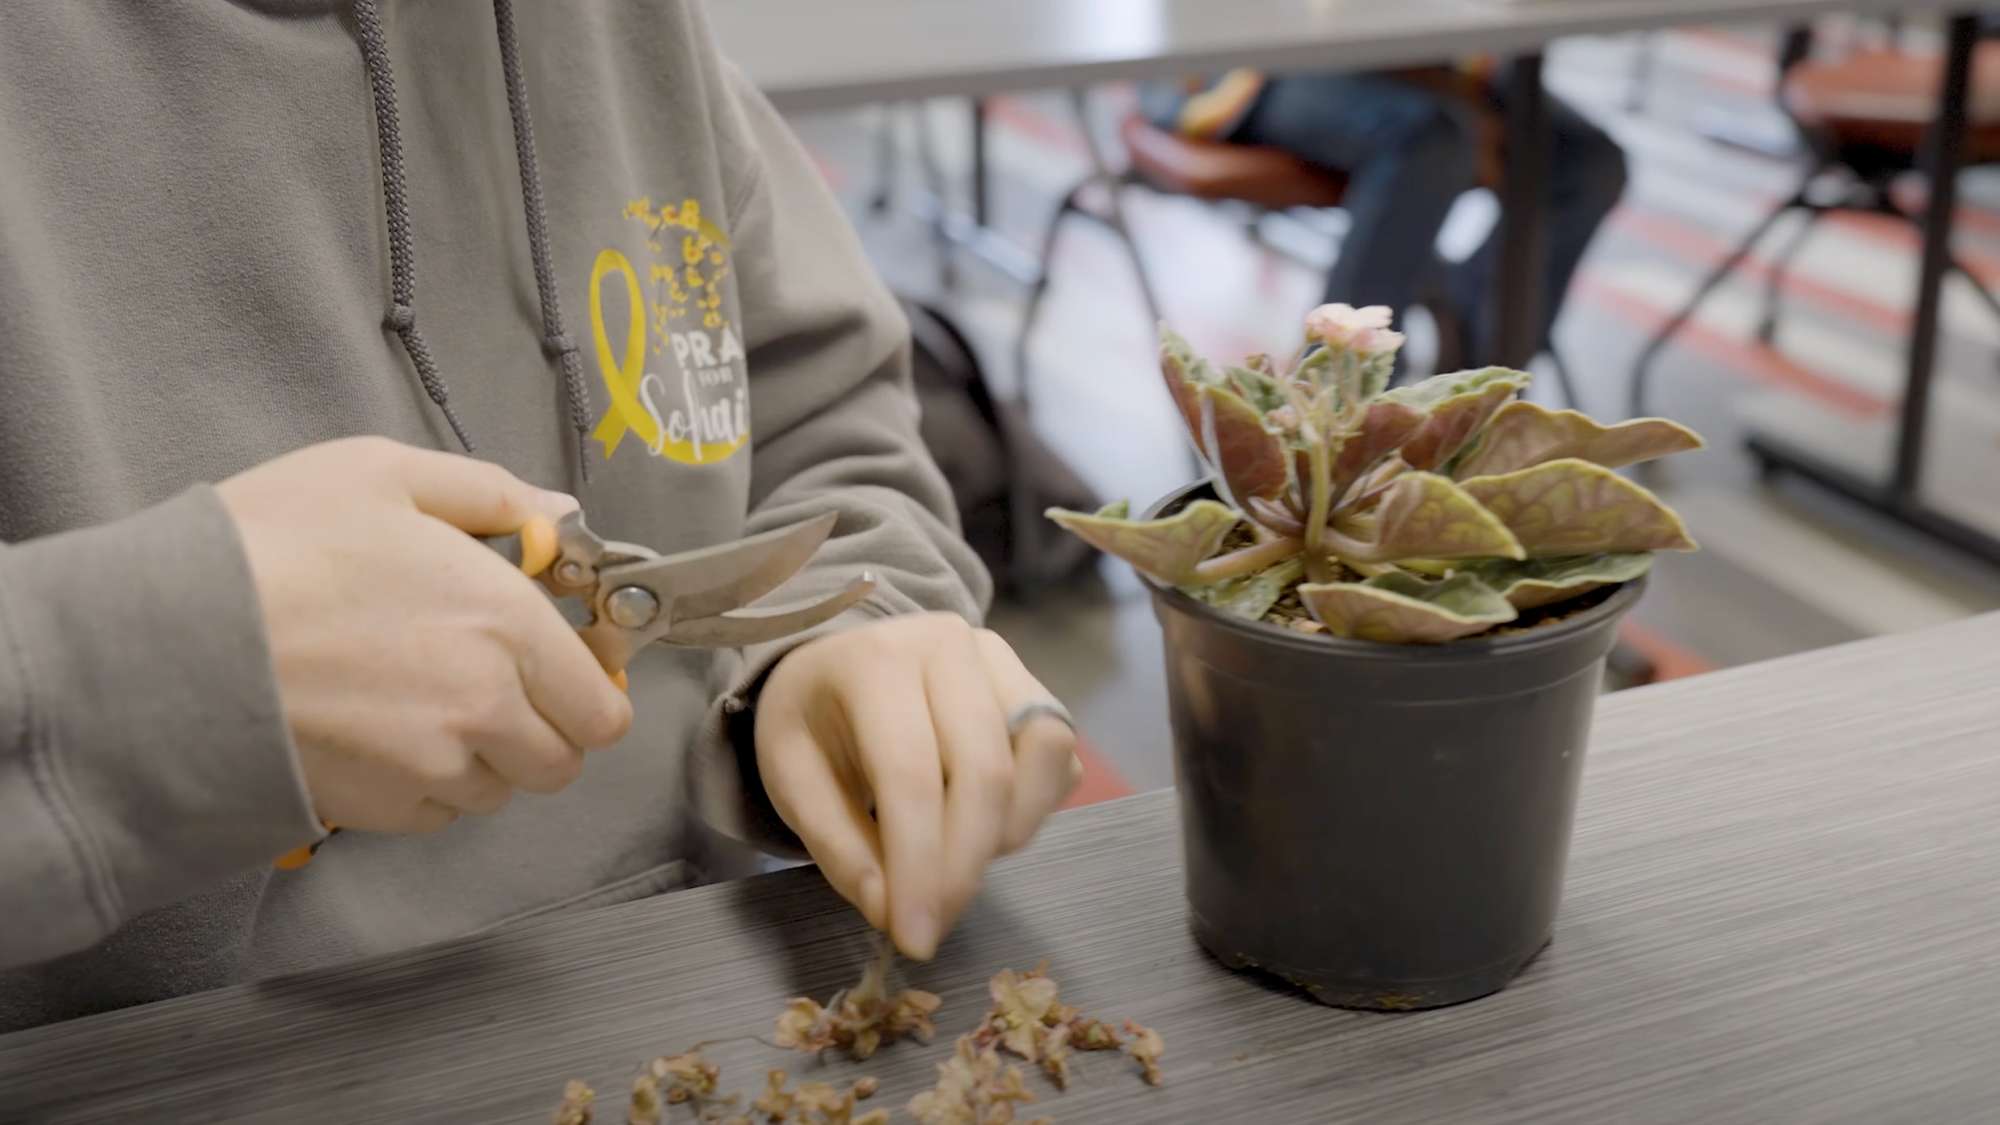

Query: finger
(386, 442), (576, 535)
(973, 630), (1082, 852)
(512, 594), (635, 751)
(925, 633), (1013, 932)
(400, 799), (460, 835)
(1003, 725), (1083, 854)
(841, 665), (947, 959)
(479, 691), (587, 795)
(430, 756), (515, 816)
(755, 713), (890, 932)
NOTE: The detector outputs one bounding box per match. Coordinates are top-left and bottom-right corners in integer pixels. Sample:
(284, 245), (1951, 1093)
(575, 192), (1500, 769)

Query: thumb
(382, 443), (576, 535)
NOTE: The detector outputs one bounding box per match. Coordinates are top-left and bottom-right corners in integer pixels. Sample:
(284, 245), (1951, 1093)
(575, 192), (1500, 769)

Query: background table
(712, 0), (1971, 114)
(4, 612), (1997, 1123)
(717, 0), (1991, 538)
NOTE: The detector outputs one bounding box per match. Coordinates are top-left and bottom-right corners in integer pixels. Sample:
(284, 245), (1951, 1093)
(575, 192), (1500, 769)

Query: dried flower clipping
(628, 1072), (665, 1125)
(648, 1050), (722, 1105)
(775, 945), (941, 1061)
(554, 1079), (595, 1125)
(909, 1035), (1038, 1125)
(552, 955), (1171, 1125)
(753, 1069), (795, 1121)
(1123, 1021), (1166, 1087)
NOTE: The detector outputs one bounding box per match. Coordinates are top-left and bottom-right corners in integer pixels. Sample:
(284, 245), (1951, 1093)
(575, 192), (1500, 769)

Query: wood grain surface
(3, 613), (1998, 1123)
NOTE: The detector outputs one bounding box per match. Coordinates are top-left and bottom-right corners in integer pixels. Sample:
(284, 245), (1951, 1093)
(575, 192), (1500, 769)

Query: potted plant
(1047, 305), (1703, 1010)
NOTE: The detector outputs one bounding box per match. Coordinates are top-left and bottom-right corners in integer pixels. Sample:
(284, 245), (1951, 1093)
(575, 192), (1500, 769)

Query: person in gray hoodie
(0, 0), (1082, 1032)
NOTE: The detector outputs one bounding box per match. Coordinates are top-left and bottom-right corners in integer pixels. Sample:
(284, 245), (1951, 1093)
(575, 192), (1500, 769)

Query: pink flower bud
(1305, 304), (1399, 356)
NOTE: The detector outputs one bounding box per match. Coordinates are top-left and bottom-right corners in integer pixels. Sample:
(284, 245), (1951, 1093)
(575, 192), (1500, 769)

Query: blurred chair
(1014, 95), (1584, 412)
(1630, 24), (2000, 418)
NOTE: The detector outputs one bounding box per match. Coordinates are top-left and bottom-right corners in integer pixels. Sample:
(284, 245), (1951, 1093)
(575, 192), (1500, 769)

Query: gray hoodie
(0, 0), (986, 1031)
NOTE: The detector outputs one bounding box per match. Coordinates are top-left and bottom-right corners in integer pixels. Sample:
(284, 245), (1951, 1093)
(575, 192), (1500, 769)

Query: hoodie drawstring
(491, 0), (594, 484)
(351, 0), (595, 484)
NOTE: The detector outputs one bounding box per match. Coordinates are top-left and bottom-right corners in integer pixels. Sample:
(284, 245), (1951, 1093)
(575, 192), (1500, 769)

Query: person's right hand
(217, 437), (633, 835)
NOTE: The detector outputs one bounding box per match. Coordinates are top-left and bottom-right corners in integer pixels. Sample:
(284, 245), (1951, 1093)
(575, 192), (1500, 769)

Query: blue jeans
(1229, 72), (1628, 352)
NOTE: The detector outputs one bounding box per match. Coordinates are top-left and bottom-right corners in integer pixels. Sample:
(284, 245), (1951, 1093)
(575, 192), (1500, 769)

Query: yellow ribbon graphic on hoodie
(589, 197), (750, 465)
(589, 248), (659, 456)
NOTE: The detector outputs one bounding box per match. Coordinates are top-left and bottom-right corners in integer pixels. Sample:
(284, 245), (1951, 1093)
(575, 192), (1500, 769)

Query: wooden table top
(709, 0), (1978, 112)
(4, 612), (1998, 1123)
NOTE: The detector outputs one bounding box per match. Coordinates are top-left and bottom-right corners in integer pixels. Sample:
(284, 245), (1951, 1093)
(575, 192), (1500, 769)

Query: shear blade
(668, 573), (876, 647)
(656, 512), (842, 623)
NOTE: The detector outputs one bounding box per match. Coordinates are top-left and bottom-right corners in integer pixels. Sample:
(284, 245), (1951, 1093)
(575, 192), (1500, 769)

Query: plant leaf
(1455, 553), (1654, 609)
(1299, 572), (1518, 644)
(1458, 459), (1699, 556)
(1046, 500), (1240, 585)
(1159, 328), (1222, 452)
(1183, 558), (1305, 621)
(1451, 402), (1706, 478)
(1329, 401), (1426, 506)
(1358, 352), (1395, 403)
(1198, 384), (1289, 505)
(1338, 471), (1525, 562)
(1396, 378), (1526, 471)
(1225, 363), (1287, 414)
(1377, 366), (1530, 410)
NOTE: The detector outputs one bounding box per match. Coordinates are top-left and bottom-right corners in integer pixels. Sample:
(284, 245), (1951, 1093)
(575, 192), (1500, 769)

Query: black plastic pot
(1146, 483), (1644, 1011)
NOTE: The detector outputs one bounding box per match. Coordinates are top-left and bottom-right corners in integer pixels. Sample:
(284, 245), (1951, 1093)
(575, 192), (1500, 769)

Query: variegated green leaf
(1289, 345), (1393, 409)
(1459, 459), (1699, 557)
(1299, 572), (1518, 644)
(1225, 362), (1288, 414)
(1358, 351), (1395, 403)
(1455, 553), (1654, 609)
(1198, 384), (1289, 505)
(1451, 402), (1706, 479)
(1183, 558), (1305, 621)
(1396, 378), (1527, 471)
(1377, 366), (1530, 410)
(1337, 471), (1525, 562)
(1047, 499), (1240, 586)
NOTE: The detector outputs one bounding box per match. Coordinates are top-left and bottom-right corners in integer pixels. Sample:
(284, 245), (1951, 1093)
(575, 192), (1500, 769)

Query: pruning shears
(274, 510), (873, 870)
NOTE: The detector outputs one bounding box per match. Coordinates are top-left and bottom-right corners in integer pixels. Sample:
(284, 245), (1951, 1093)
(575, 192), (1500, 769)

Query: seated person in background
(1140, 65), (1629, 361)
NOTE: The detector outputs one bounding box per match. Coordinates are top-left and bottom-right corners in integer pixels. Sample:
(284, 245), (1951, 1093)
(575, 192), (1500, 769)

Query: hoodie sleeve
(0, 486), (321, 968)
(686, 59), (993, 851)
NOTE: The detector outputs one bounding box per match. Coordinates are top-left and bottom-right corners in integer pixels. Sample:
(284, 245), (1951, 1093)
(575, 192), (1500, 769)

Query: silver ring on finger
(1006, 699), (1075, 741)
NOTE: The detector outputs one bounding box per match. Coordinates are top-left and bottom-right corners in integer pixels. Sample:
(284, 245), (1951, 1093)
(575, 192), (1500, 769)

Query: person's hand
(218, 437), (633, 835)
(754, 613), (1082, 959)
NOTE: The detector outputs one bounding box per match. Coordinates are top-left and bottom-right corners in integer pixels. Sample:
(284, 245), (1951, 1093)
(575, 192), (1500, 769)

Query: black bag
(901, 297), (1099, 596)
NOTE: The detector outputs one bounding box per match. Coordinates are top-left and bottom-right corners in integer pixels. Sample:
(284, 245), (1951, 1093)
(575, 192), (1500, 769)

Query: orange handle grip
(518, 514), (560, 579)
(274, 821), (337, 871)
(518, 514), (629, 694)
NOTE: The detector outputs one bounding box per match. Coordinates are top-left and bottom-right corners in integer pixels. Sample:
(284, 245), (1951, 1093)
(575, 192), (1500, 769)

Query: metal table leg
(972, 98), (991, 229)
(895, 98), (1047, 288)
(1744, 11), (2000, 565)
(1493, 53), (1552, 370)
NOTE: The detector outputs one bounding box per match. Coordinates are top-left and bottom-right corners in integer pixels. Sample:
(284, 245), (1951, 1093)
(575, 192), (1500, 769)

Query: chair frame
(1628, 24), (2000, 419)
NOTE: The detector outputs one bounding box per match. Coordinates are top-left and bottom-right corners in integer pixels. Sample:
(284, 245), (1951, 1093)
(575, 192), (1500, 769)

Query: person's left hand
(754, 614), (1082, 959)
